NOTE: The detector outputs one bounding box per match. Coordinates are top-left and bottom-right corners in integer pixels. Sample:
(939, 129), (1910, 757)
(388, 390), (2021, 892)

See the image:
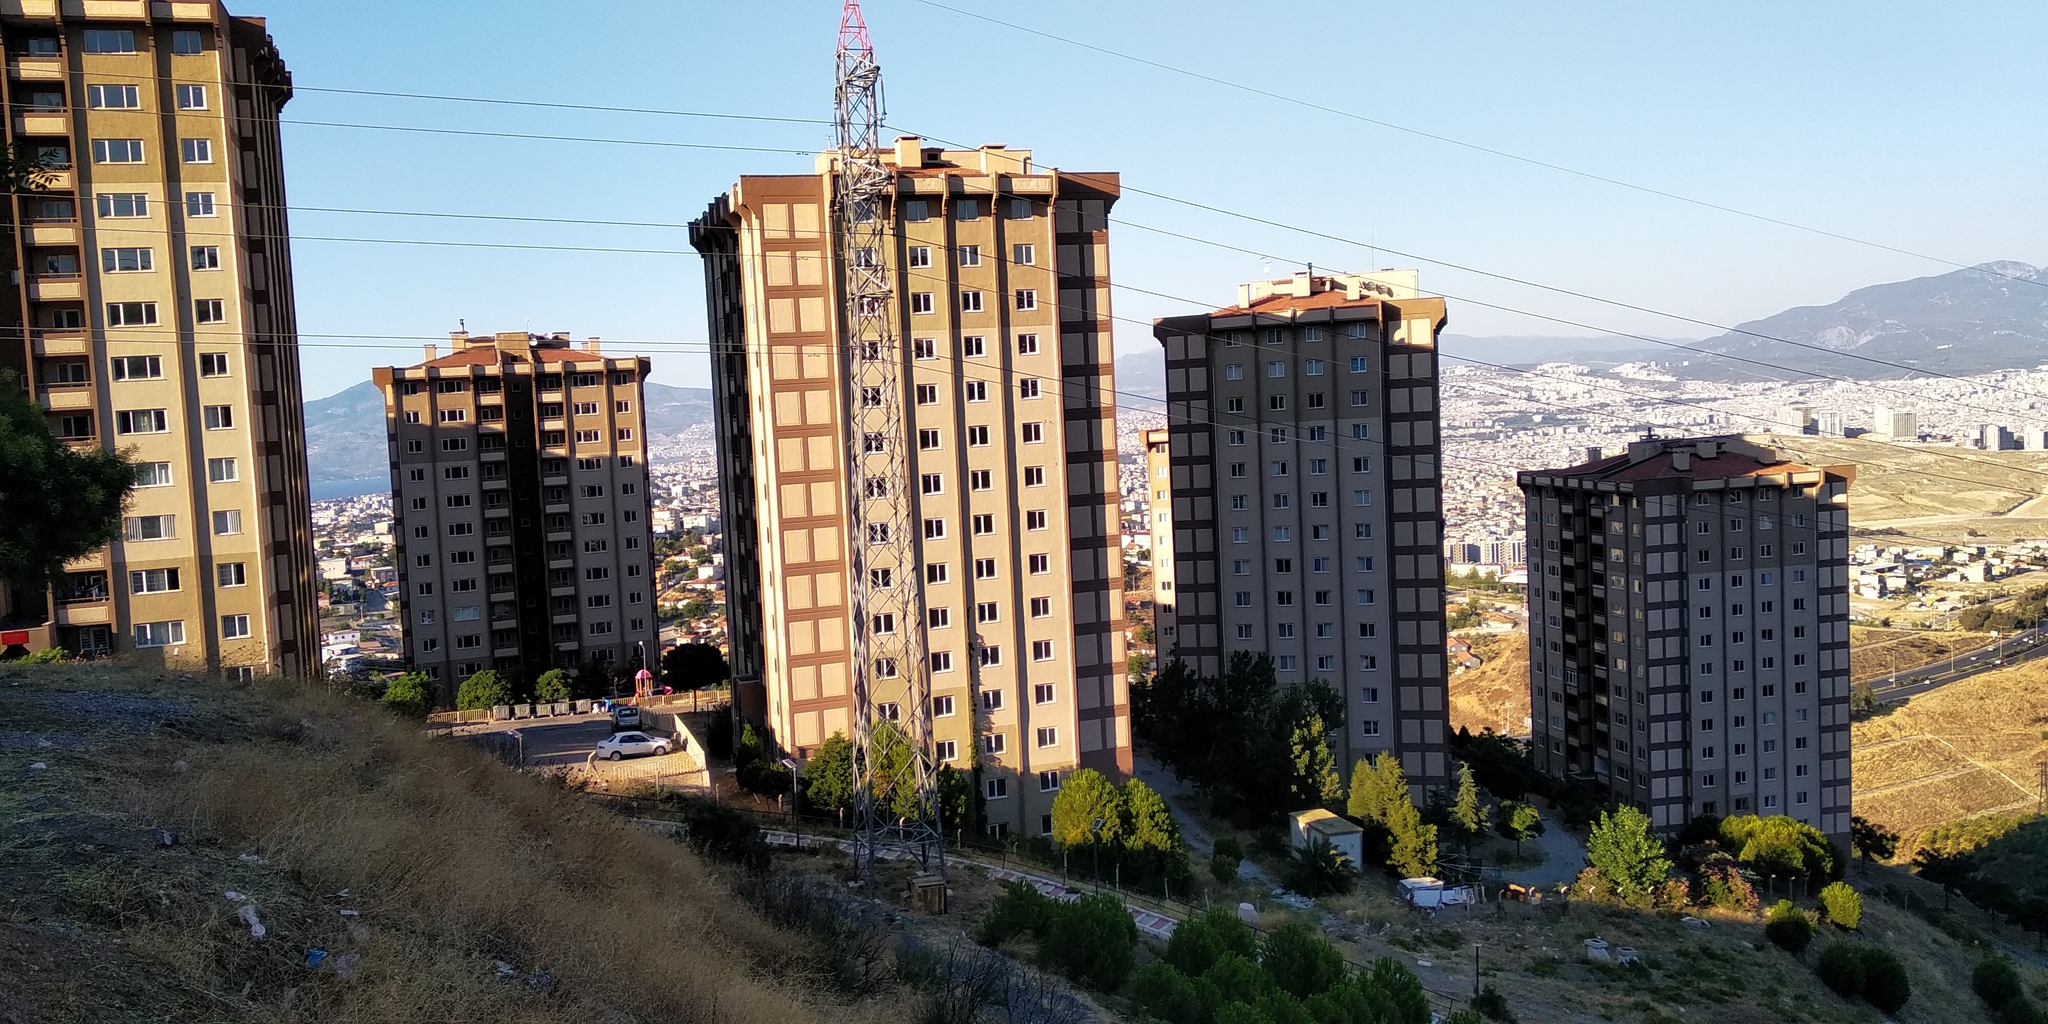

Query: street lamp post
(781, 757), (801, 822)
(1091, 817), (1104, 887)
(1473, 943), (1482, 998)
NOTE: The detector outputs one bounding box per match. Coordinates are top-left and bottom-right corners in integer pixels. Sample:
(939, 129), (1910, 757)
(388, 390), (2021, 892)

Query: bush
(1470, 984), (1518, 1022)
(668, 795), (765, 869)
(454, 669), (512, 711)
(977, 880), (1048, 948)
(1857, 946), (1911, 1013)
(1129, 961), (1206, 1023)
(2003, 1000), (2048, 1024)
(1039, 892), (1137, 991)
(1586, 806), (1671, 906)
(1284, 836), (1355, 896)
(1815, 943), (1865, 997)
(1720, 814), (1844, 887)
(534, 668), (572, 702)
(1165, 907), (1258, 977)
(1818, 881), (1862, 929)
(21, 645), (68, 664)
(1975, 956), (2026, 1011)
(1213, 835), (1246, 883)
(1260, 921), (1345, 1000)
(1698, 855), (1759, 912)
(380, 671), (433, 719)
(1764, 900), (1814, 954)
(1654, 878), (1692, 911)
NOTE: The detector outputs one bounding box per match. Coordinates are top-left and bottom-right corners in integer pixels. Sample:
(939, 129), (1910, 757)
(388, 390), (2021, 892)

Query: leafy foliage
(1973, 956), (2026, 1012)
(1212, 834), (1245, 883)
(661, 641), (730, 690)
(1818, 881), (1862, 929)
(1042, 892), (1138, 991)
(1385, 796), (1439, 879)
(1449, 761), (1489, 848)
(1049, 768), (1124, 848)
(1133, 651), (1345, 823)
(801, 731), (855, 810)
(1815, 942), (1865, 997)
(1916, 813), (2048, 937)
(380, 672), (433, 718)
(1585, 807), (1669, 905)
(977, 880), (1049, 948)
(1283, 836), (1355, 897)
(1856, 946), (1911, 1013)
(0, 371), (134, 592)
(1697, 853), (1759, 912)
(454, 669), (512, 711)
(1764, 900), (1814, 954)
(1164, 907), (1258, 977)
(1134, 924), (1431, 1024)
(1849, 815), (1899, 864)
(533, 668), (572, 703)
(1047, 768), (1190, 887)
(1720, 814), (1844, 887)
(1470, 983), (1518, 1023)
(1348, 753), (1436, 876)
(1260, 921), (1345, 1000)
(1497, 800), (1545, 851)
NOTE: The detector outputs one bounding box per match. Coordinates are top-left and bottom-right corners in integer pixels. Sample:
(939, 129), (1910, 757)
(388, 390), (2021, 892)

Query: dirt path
(1131, 755), (1277, 886)
(1497, 807), (1586, 888)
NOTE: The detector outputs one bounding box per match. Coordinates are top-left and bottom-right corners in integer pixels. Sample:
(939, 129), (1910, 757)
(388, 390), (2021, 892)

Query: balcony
(488, 589), (514, 604)
(55, 602), (109, 626)
(482, 476), (509, 489)
(26, 218), (77, 246)
(548, 558), (573, 570)
(493, 646), (521, 659)
(550, 585), (575, 598)
(28, 273), (81, 301)
(39, 386), (91, 411)
(551, 612), (578, 625)
(546, 531), (570, 543)
(14, 109), (65, 135)
(542, 475), (566, 487)
(62, 550), (105, 571)
(480, 449), (507, 463)
(544, 502), (567, 515)
(9, 56), (63, 82)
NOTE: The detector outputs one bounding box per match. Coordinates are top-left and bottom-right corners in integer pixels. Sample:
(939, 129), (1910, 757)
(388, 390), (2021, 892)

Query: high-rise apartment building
(1152, 270), (1453, 793)
(1871, 406), (1918, 440)
(691, 139), (1130, 838)
(373, 332), (658, 702)
(1519, 436), (1853, 842)
(0, 3), (315, 676)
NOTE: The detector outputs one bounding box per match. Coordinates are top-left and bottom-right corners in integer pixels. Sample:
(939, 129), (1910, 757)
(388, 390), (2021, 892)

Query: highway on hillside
(1863, 624), (2048, 704)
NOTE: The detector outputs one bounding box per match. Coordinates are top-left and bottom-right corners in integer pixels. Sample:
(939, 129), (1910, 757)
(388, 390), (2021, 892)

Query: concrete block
(491, 705), (512, 721)
(549, 702), (568, 717)
(511, 705), (532, 720)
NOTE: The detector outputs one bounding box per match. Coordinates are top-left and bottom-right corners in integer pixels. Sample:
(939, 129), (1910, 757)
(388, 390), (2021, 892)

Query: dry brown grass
(1449, 632), (1530, 736)
(1852, 659), (2048, 855)
(2, 664), (879, 1024)
(1850, 627), (1995, 683)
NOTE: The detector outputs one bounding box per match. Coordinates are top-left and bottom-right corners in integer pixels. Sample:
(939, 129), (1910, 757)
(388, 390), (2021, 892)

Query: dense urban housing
(1520, 436), (1854, 843)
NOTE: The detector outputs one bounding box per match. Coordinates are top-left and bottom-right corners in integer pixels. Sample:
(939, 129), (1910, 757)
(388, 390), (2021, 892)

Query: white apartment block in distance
(691, 139), (1131, 840)
(1152, 271), (1453, 794)
(1519, 437), (1854, 844)
(374, 332), (659, 703)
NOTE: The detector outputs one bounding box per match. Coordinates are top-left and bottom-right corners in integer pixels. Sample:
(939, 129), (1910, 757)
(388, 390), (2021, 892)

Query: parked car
(595, 731), (671, 761)
(611, 705), (641, 732)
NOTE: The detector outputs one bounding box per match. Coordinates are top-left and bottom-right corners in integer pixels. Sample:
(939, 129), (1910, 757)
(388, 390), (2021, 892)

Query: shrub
(1720, 814), (1844, 887)
(1654, 878), (1692, 911)
(1202, 952), (1274, 1005)
(1284, 836), (1355, 896)
(2003, 1000), (2048, 1024)
(1130, 961), (1206, 1023)
(1470, 983), (1518, 1022)
(1764, 900), (1813, 954)
(1698, 855), (1759, 912)
(1857, 946), (1910, 1013)
(534, 668), (572, 702)
(669, 795), (765, 869)
(1818, 882), (1862, 929)
(380, 671), (433, 719)
(1212, 851), (1242, 883)
(1815, 943), (1865, 997)
(1974, 956), (2026, 1011)
(1038, 892), (1137, 991)
(977, 880), (1048, 948)
(1165, 907), (1258, 977)
(1586, 806), (1671, 906)
(454, 669), (512, 711)
(1260, 921), (1345, 1000)
(21, 645), (67, 664)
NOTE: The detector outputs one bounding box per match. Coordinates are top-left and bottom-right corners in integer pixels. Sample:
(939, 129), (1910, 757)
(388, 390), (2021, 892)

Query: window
(935, 740), (958, 763)
(960, 290), (984, 313)
(92, 139), (145, 164)
(442, 437), (469, 453)
(133, 621), (185, 647)
(1014, 289), (1037, 310)
(974, 559), (997, 580)
(212, 563), (247, 589)
(930, 651), (953, 673)
(926, 563), (949, 585)
(107, 302), (159, 327)
(172, 30), (205, 54)
(969, 469), (992, 490)
(1023, 466), (1045, 487)
(176, 84), (208, 110)
(1029, 554), (1050, 574)
(1225, 364), (1244, 381)
(1036, 727), (1058, 748)
(96, 193), (148, 219)
(212, 510), (242, 535)
(129, 568), (181, 594)
(1030, 597), (1051, 617)
(133, 462), (174, 488)
(965, 381), (988, 402)
(100, 246), (153, 273)
(110, 355), (162, 380)
(180, 138), (213, 164)
(984, 777), (1008, 799)
(186, 192), (216, 217)
(1013, 242), (1036, 265)
(115, 408), (167, 434)
(220, 614), (251, 640)
(956, 244), (980, 267)
(1034, 683), (1056, 705)
(207, 457), (237, 482)
(1021, 422), (1043, 443)
(932, 695), (956, 717)
(84, 29), (137, 53)
(1019, 378), (1041, 399)
(197, 352), (232, 377)
(1032, 640), (1055, 662)
(910, 292), (933, 314)
(124, 515), (174, 541)
(1361, 720), (1382, 737)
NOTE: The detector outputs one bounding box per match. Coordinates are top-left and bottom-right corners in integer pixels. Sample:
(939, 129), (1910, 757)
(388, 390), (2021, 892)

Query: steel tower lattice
(834, 0), (944, 892)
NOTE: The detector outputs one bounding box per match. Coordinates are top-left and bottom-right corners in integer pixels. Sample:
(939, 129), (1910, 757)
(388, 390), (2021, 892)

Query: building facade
(1518, 436), (1853, 842)
(1152, 271), (1453, 793)
(690, 139), (1130, 838)
(0, 3), (316, 676)
(373, 332), (658, 702)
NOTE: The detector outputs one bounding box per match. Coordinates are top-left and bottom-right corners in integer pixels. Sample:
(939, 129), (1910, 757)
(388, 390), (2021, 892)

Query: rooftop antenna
(835, 0), (944, 895)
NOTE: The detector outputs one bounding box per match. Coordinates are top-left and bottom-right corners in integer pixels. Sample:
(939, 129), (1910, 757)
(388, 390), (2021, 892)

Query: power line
(900, 0), (2048, 294)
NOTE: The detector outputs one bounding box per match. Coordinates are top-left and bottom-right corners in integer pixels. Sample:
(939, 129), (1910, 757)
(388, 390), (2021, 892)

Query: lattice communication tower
(835, 0), (945, 890)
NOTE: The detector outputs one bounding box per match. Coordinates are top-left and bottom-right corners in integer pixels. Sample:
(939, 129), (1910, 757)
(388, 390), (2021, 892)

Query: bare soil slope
(1852, 659), (2048, 853)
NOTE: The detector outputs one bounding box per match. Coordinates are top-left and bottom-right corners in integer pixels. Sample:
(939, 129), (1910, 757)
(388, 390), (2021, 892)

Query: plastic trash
(27, 762), (46, 770)
(239, 853), (265, 864)
(339, 909), (360, 917)
(330, 953), (360, 980)
(524, 972), (557, 995)
(223, 891), (245, 902)
(306, 950), (328, 969)
(237, 903), (267, 939)
(1236, 902), (1260, 926)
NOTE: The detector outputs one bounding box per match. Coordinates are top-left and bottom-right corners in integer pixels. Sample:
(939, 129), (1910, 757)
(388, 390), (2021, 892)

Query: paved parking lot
(453, 712), (705, 786)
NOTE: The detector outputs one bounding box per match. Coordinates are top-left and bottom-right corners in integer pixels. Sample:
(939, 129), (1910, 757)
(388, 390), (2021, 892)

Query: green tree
(1858, 946), (1911, 1013)
(1450, 761), (1489, 847)
(455, 669), (512, 711)
(1122, 778), (1187, 875)
(801, 731), (855, 810)
(1973, 956), (2025, 1011)
(1764, 900), (1814, 954)
(380, 671), (433, 718)
(1212, 834), (1246, 884)
(533, 668), (572, 702)
(1818, 881), (1862, 929)
(1385, 796), (1438, 878)
(1850, 815), (1899, 869)
(1284, 836), (1356, 896)
(0, 370), (134, 592)
(1050, 767), (1125, 850)
(1585, 806), (1670, 905)
(1039, 892), (1138, 991)
(1816, 943), (1865, 997)
(1260, 921), (1345, 1000)
(1720, 814), (1844, 887)
(1165, 906), (1258, 977)
(1497, 800), (1545, 854)
(661, 641), (730, 690)
(1289, 713), (1343, 808)
(1129, 961), (1206, 1023)
(1354, 956), (1432, 1024)
(1132, 622), (1157, 645)
(936, 765), (978, 838)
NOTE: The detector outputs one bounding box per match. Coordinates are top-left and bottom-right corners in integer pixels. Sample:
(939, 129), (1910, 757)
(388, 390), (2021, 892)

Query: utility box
(910, 874), (948, 915)
(1287, 809), (1364, 870)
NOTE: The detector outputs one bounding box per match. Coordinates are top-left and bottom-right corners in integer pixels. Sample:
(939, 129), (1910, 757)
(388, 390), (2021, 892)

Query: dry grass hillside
(0, 663), (876, 1023)
(1852, 659), (2048, 854)
(1449, 632), (1530, 736)
(1850, 627), (1995, 683)
(1755, 432), (2048, 526)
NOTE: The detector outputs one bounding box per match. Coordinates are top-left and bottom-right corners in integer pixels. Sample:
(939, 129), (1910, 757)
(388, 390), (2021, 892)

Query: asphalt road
(458, 714), (624, 767)
(1867, 627), (2048, 703)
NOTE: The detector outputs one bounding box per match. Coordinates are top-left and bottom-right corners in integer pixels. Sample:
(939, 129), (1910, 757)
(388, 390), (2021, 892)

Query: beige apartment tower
(373, 332), (659, 702)
(1152, 271), (1453, 793)
(691, 139), (1130, 839)
(0, 2), (316, 676)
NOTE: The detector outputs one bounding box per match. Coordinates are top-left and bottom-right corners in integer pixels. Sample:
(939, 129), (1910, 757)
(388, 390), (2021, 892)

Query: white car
(595, 731), (671, 761)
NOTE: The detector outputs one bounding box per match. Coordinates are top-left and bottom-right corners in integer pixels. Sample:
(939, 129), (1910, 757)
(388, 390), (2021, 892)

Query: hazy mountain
(1681, 261), (2048, 380)
(1113, 352), (1165, 404)
(303, 380), (715, 496)
(1439, 334), (1685, 368)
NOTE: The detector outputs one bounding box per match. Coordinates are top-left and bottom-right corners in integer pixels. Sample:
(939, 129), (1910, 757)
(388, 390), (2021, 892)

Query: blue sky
(263, 0), (2048, 398)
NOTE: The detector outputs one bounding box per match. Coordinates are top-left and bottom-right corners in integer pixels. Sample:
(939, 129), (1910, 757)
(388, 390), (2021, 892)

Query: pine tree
(1347, 751), (1406, 824)
(1290, 714), (1343, 808)
(1386, 795), (1438, 878)
(1450, 762), (1488, 848)
(1050, 767), (1126, 849)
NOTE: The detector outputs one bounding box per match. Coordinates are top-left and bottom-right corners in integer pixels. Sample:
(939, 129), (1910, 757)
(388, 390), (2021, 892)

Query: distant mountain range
(303, 381), (714, 496)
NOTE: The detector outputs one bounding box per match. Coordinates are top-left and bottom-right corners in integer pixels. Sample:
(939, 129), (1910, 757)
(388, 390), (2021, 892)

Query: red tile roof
(1214, 291), (1382, 317)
